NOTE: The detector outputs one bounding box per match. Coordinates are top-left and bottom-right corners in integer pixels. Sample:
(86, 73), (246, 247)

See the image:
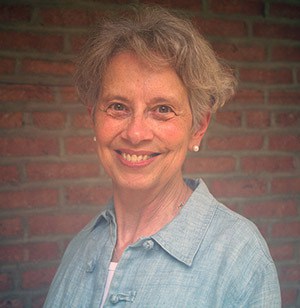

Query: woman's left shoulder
(213, 201), (273, 261)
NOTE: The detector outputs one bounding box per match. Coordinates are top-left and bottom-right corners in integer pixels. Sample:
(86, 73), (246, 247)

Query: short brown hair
(74, 5), (236, 128)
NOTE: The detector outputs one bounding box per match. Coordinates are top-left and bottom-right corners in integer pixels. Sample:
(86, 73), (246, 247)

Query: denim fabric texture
(44, 178), (281, 307)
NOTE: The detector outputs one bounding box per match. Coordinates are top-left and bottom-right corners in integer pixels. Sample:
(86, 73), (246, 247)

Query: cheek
(94, 117), (122, 143)
(155, 123), (191, 149)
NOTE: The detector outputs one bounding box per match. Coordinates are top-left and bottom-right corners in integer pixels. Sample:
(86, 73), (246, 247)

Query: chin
(112, 174), (160, 191)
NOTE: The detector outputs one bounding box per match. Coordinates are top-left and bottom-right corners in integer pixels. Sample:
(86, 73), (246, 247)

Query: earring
(193, 145), (199, 152)
(93, 136), (96, 142)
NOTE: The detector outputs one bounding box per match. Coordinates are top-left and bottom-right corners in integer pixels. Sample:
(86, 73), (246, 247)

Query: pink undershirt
(100, 262), (118, 308)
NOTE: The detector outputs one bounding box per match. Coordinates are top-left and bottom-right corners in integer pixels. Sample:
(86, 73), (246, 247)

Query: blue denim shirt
(44, 179), (281, 307)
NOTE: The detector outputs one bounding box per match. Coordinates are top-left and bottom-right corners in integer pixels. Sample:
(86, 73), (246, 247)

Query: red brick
(272, 46), (300, 62)
(26, 242), (60, 262)
(59, 86), (79, 103)
(272, 177), (300, 194)
(64, 136), (96, 154)
(246, 111), (270, 128)
(253, 22), (300, 41)
(0, 4), (31, 22)
(0, 85), (54, 103)
(0, 58), (15, 74)
(39, 8), (90, 26)
(0, 188), (58, 210)
(0, 218), (22, 238)
(210, 178), (267, 197)
(32, 112), (66, 129)
(143, 0), (201, 10)
(269, 243), (294, 261)
(71, 113), (93, 129)
(276, 112), (300, 127)
(241, 156), (294, 173)
(26, 162), (100, 181)
(0, 112), (22, 128)
(207, 135), (263, 150)
(0, 166), (19, 184)
(253, 222), (268, 239)
(272, 221), (300, 238)
(66, 185), (112, 205)
(214, 111), (241, 127)
(281, 288), (298, 306)
(210, 0), (263, 15)
(269, 90), (300, 105)
(0, 273), (12, 291)
(0, 299), (23, 308)
(0, 245), (23, 262)
(32, 295), (46, 308)
(213, 42), (265, 62)
(243, 199), (297, 218)
(195, 18), (247, 37)
(270, 3), (300, 20)
(269, 135), (300, 151)
(29, 214), (93, 236)
(22, 267), (56, 289)
(0, 137), (59, 156)
(280, 265), (300, 282)
(0, 31), (63, 53)
(22, 59), (74, 76)
(70, 34), (87, 53)
(232, 89), (264, 104)
(239, 68), (292, 84)
(184, 156), (236, 174)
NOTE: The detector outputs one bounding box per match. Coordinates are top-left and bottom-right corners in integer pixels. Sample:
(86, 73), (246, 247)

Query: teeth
(121, 152), (151, 162)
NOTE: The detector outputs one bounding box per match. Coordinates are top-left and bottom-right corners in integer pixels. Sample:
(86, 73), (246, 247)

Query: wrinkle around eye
(99, 102), (130, 118)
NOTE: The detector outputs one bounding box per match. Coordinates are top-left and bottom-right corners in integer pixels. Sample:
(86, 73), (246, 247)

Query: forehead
(101, 52), (188, 99)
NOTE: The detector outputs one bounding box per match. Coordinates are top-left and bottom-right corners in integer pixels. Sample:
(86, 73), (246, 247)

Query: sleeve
(223, 218), (281, 308)
(236, 259), (281, 307)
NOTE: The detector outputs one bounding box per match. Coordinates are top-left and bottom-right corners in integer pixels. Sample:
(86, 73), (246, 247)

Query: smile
(116, 150), (160, 163)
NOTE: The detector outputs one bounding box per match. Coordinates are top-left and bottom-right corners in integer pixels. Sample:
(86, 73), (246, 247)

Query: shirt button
(85, 259), (95, 273)
(110, 294), (119, 304)
(143, 239), (154, 250)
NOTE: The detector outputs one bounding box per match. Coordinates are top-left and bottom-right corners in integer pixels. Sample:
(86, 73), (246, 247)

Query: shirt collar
(152, 178), (217, 266)
(88, 179), (217, 267)
(85, 199), (115, 232)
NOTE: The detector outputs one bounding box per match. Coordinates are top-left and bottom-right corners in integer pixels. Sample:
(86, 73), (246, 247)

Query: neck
(111, 177), (191, 261)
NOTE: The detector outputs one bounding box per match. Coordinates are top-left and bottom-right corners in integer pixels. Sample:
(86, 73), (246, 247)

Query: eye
(157, 105), (173, 113)
(110, 103), (126, 111)
(150, 105), (177, 121)
(105, 102), (130, 118)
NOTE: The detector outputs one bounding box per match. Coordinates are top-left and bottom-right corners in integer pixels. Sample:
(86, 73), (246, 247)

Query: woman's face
(94, 52), (204, 191)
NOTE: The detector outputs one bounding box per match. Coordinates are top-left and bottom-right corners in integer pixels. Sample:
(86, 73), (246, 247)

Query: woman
(44, 6), (280, 307)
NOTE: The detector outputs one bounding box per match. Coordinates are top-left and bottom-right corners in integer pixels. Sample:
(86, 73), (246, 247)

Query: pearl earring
(193, 145), (199, 152)
(93, 136), (96, 142)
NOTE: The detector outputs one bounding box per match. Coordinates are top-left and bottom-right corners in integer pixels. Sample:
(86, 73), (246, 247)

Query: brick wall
(0, 0), (299, 307)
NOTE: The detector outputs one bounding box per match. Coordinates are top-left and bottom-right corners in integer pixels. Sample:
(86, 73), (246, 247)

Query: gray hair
(74, 5), (237, 128)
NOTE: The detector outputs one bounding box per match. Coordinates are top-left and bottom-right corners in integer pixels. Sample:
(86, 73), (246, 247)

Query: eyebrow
(100, 94), (181, 107)
(100, 95), (130, 103)
(149, 96), (179, 104)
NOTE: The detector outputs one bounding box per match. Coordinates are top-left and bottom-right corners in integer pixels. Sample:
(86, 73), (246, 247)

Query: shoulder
(214, 201), (272, 260)
(190, 178), (272, 262)
(194, 188), (281, 305)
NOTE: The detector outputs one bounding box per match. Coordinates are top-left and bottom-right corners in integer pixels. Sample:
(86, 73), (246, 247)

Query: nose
(121, 113), (154, 145)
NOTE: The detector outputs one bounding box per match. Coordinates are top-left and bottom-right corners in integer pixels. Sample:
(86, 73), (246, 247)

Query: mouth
(115, 150), (160, 163)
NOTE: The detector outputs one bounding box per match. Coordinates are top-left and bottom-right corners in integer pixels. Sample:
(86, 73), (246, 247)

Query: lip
(115, 149), (160, 166)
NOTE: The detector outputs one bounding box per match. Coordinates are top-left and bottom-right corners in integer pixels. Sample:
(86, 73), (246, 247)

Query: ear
(87, 105), (94, 117)
(87, 105), (96, 125)
(188, 113), (211, 151)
